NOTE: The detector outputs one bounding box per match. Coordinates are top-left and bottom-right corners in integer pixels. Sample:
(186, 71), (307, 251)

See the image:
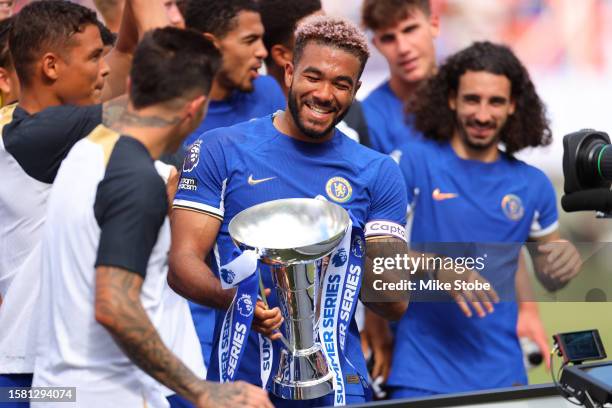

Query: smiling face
(215, 10), (267, 93)
(449, 70), (516, 152)
(53, 23), (109, 105)
(372, 7), (438, 86)
(285, 42), (361, 140)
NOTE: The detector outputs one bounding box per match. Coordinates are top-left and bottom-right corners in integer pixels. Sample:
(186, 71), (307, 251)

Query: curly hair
(294, 16), (370, 76)
(411, 41), (552, 155)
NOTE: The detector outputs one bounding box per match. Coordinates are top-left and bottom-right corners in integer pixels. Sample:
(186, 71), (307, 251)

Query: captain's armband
(364, 220), (407, 242)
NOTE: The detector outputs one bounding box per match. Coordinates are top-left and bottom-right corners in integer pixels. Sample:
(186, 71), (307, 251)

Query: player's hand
(439, 265), (499, 318)
(196, 380), (273, 408)
(517, 302), (550, 370)
(538, 240), (582, 283)
(252, 288), (283, 340)
(363, 310), (393, 382)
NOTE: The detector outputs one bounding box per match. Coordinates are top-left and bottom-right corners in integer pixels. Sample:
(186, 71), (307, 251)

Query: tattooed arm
(95, 266), (273, 408)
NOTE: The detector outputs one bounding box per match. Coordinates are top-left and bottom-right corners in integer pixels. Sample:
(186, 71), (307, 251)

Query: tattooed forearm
(95, 266), (206, 402)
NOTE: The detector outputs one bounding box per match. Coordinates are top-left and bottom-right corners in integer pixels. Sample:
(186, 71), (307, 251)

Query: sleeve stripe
(172, 199), (224, 218)
(172, 205), (224, 221)
(529, 220), (559, 238)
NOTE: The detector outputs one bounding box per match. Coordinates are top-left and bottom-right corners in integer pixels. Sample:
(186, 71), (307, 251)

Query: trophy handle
(258, 273), (294, 353)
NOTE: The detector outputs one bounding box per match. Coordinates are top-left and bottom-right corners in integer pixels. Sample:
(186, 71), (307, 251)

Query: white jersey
(0, 104), (101, 373)
(32, 126), (204, 408)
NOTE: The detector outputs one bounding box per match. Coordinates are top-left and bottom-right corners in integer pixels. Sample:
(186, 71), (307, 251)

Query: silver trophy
(228, 198), (350, 400)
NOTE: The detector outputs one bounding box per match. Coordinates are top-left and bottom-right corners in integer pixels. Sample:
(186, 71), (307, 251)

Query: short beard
(218, 70), (254, 94)
(457, 121), (500, 151)
(287, 88), (349, 140)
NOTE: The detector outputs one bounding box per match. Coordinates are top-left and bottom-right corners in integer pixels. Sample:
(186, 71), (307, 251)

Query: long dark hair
(410, 41), (552, 155)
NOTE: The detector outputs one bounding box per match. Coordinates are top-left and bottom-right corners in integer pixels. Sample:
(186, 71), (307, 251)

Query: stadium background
(13, 0), (612, 386)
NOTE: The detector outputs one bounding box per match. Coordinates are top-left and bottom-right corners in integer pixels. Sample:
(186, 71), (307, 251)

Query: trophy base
(271, 346), (335, 400)
(272, 371), (334, 400)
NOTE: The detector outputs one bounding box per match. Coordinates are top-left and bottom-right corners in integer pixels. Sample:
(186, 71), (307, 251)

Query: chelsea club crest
(325, 177), (352, 203)
(501, 194), (524, 221)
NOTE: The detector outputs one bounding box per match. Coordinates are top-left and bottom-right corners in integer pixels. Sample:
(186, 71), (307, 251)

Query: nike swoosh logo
(432, 188), (458, 201)
(248, 175), (276, 186)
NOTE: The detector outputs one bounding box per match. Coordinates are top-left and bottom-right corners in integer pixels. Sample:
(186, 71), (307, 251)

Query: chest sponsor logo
(183, 139), (202, 173)
(247, 174), (276, 186)
(432, 188), (458, 201)
(501, 194), (524, 221)
(326, 177), (352, 203)
(178, 177), (197, 191)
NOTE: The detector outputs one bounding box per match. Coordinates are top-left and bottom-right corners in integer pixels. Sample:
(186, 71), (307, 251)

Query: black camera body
(562, 130), (612, 215)
(563, 130), (611, 193)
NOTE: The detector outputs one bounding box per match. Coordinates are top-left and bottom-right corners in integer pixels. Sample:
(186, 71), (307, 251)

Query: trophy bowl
(229, 198), (350, 263)
(228, 198), (350, 400)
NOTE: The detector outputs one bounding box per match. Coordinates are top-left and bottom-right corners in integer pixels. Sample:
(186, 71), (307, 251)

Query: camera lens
(575, 134), (612, 188)
(593, 144), (612, 182)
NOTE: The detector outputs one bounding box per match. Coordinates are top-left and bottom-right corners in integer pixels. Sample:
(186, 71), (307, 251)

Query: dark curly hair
(411, 41), (552, 155)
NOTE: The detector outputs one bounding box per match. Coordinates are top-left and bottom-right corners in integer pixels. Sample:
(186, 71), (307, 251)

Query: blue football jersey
(180, 74), (285, 366)
(183, 75), (285, 149)
(173, 114), (408, 401)
(362, 81), (421, 154)
(389, 138), (559, 393)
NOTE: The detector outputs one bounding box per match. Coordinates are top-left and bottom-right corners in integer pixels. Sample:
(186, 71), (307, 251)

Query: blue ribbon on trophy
(218, 249), (259, 383)
(318, 213), (365, 405)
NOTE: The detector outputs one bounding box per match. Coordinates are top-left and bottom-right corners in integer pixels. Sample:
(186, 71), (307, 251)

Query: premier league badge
(183, 139), (202, 173)
(352, 235), (364, 258)
(332, 248), (348, 267)
(220, 267), (235, 285)
(237, 294), (254, 318)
